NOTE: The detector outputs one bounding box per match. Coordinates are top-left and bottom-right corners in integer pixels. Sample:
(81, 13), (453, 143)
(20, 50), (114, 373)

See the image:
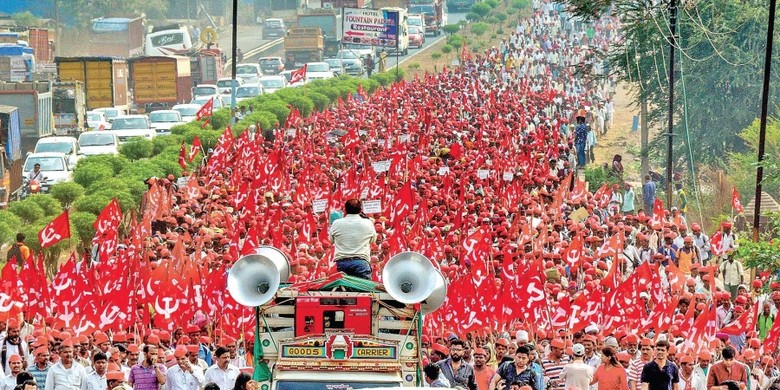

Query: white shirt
(1, 374), (17, 390)
(229, 356), (246, 368)
(165, 364), (205, 390)
(203, 364), (240, 390)
(45, 362), (87, 390)
(559, 361), (594, 390)
(329, 214), (377, 261)
(80, 371), (106, 390)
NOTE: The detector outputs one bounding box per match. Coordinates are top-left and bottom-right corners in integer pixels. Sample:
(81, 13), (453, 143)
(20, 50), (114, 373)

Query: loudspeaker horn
(228, 253), (283, 307)
(249, 246), (291, 283)
(382, 251), (437, 304)
(421, 268), (448, 315)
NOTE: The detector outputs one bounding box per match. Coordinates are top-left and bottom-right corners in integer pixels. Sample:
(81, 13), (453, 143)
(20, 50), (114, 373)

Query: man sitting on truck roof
(328, 199), (377, 280)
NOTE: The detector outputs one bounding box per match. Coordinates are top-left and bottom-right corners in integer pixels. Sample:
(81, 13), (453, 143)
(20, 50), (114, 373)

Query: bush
(70, 211), (96, 249)
(28, 195), (63, 217)
(152, 135), (184, 155)
(210, 108), (232, 130)
(261, 100), (292, 125)
(49, 181), (86, 208)
(495, 12), (508, 23)
(443, 24), (461, 35)
(18, 222), (46, 252)
(182, 129), (222, 151)
(484, 0), (499, 8)
(149, 156), (184, 178)
(441, 44), (454, 54)
(584, 165), (622, 191)
(356, 78), (380, 94)
(119, 138), (154, 161)
(285, 96), (316, 118)
(76, 155), (130, 175)
(466, 12), (481, 21)
(73, 193), (114, 215)
(511, 0), (530, 9)
(91, 189), (136, 213)
(117, 160), (165, 183)
(73, 164), (114, 189)
(447, 34), (465, 48)
(0, 213), (23, 244)
(431, 52), (442, 61)
(8, 200), (45, 224)
(88, 177), (129, 194)
(306, 92), (331, 111)
(471, 22), (489, 36)
(470, 3), (491, 17)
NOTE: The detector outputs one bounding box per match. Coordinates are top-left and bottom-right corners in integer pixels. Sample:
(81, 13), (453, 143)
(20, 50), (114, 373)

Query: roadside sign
(342, 8), (400, 48)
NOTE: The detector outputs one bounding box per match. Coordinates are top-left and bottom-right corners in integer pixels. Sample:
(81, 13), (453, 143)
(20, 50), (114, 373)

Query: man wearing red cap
(692, 351), (711, 388)
(165, 346), (204, 390)
(1, 319), (28, 375)
(1, 355), (23, 390)
(27, 347), (50, 388)
(719, 251), (744, 300)
(185, 345), (208, 371)
(628, 339), (654, 390)
(82, 353), (107, 390)
(676, 355), (703, 390)
(45, 340), (87, 390)
(541, 338), (569, 390)
(472, 347), (494, 390)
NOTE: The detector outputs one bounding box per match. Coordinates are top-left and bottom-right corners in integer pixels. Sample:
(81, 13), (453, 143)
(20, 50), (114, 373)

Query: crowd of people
(0, 0), (773, 389)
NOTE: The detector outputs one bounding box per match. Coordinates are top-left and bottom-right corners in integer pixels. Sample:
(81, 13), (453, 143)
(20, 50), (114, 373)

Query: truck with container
(52, 81), (87, 136)
(128, 56), (193, 113)
(283, 27), (324, 69)
(0, 105), (24, 204)
(190, 48), (225, 86)
(88, 16), (145, 58)
(0, 81), (53, 152)
(54, 56), (130, 112)
(409, 0), (445, 36)
(225, 249), (447, 390)
(0, 44), (35, 82)
(297, 9), (342, 59)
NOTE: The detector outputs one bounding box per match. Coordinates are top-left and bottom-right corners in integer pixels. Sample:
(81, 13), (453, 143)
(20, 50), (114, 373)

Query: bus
(145, 26), (193, 56)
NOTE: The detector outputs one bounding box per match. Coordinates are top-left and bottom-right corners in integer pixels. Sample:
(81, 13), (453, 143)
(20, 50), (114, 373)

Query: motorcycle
(19, 177), (49, 200)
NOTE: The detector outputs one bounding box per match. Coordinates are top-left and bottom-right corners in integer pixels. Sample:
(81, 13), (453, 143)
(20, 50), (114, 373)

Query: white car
(149, 110), (185, 135)
(23, 152), (73, 185)
(108, 115), (156, 143)
(191, 95), (225, 109)
(172, 103), (202, 123)
(193, 84), (218, 98)
(341, 44), (374, 59)
(86, 111), (111, 131)
(235, 84), (265, 102)
(236, 63), (263, 84)
(33, 136), (82, 170)
(216, 78), (243, 97)
(92, 107), (126, 122)
(258, 75), (288, 93)
(305, 62), (335, 81)
(78, 132), (119, 156)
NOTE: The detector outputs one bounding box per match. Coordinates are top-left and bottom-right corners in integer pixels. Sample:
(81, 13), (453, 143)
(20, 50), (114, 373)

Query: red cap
(94, 333), (109, 345)
(679, 355), (694, 364)
(473, 348), (487, 356)
(126, 344), (140, 353)
(106, 371), (125, 381)
(551, 338), (566, 349)
(431, 343), (449, 356)
(186, 345), (199, 354)
(147, 335), (160, 345)
(8, 355), (22, 363)
(624, 334), (639, 343)
(617, 352), (631, 362)
(495, 338), (509, 347)
(174, 346), (187, 358)
(640, 338), (654, 346)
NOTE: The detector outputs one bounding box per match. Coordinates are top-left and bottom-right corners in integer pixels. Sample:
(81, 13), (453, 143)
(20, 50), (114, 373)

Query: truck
(0, 82), (53, 152)
(0, 44), (35, 82)
(0, 105), (24, 204)
(378, 7), (410, 55)
(23, 28), (53, 63)
(190, 48), (225, 86)
(52, 81), (87, 136)
(409, 0), (446, 36)
(128, 56), (193, 113)
(145, 25), (194, 57)
(284, 28), (324, 69)
(54, 56), (130, 112)
(88, 16), (145, 58)
(297, 9), (342, 59)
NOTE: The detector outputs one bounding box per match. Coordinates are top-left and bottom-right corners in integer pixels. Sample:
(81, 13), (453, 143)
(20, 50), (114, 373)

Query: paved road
(218, 12), (467, 68)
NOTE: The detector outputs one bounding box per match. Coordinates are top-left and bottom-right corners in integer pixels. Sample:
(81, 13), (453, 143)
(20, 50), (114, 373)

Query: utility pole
(641, 97), (649, 181)
(665, 0), (678, 207)
(753, 0), (777, 244)
(53, 0), (59, 57)
(230, 0), (238, 127)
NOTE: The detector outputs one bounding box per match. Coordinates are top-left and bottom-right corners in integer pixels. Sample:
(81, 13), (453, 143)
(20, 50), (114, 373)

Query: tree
(73, 164), (114, 189)
(49, 182), (86, 208)
(470, 22), (489, 36)
(12, 12), (39, 27)
(470, 3), (491, 18)
(56, 0), (169, 28)
(119, 138), (154, 161)
(8, 200), (44, 224)
(443, 24), (461, 36)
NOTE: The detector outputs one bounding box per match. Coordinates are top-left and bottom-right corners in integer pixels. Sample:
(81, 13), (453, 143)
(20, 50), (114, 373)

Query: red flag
(195, 97), (214, 121)
(710, 230), (723, 257)
(562, 235), (584, 269)
(188, 135), (202, 162)
(389, 181), (414, 227)
(289, 64), (307, 85)
(38, 209), (70, 249)
(721, 303), (758, 335)
(763, 309), (780, 354)
(731, 187), (744, 214)
(570, 179), (587, 203)
(651, 199), (665, 224)
(178, 142), (187, 170)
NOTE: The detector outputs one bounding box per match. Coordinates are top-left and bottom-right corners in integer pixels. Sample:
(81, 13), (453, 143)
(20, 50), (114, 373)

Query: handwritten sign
(372, 160), (391, 173)
(312, 199), (328, 213)
(285, 128), (297, 137)
(360, 187), (369, 199)
(399, 134), (410, 143)
(502, 171), (514, 181)
(362, 200), (382, 214)
(438, 167), (450, 175)
(477, 169), (489, 179)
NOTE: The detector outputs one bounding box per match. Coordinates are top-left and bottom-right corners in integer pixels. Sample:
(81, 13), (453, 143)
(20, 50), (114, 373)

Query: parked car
(33, 136), (82, 170)
(86, 111), (111, 131)
(172, 103), (202, 123)
(23, 152), (73, 185)
(193, 84), (219, 98)
(149, 110), (185, 135)
(191, 95), (225, 109)
(257, 75), (288, 93)
(341, 58), (364, 76)
(325, 58), (345, 76)
(236, 63), (263, 84)
(108, 115), (156, 143)
(235, 84), (265, 102)
(92, 107), (126, 122)
(259, 57), (285, 75)
(305, 62), (335, 81)
(409, 26), (425, 48)
(263, 18), (287, 39)
(78, 132), (120, 156)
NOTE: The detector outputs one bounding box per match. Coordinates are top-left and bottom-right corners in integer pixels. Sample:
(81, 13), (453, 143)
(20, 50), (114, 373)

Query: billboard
(342, 8), (400, 48)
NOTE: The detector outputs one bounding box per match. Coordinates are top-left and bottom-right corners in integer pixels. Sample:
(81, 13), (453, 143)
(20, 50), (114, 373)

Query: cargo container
(55, 57), (130, 111)
(190, 49), (224, 86)
(52, 81), (87, 135)
(0, 105), (23, 203)
(284, 28), (324, 69)
(27, 28), (53, 63)
(298, 9), (342, 58)
(88, 16), (145, 58)
(0, 82), (53, 152)
(129, 56), (193, 112)
(0, 45), (35, 82)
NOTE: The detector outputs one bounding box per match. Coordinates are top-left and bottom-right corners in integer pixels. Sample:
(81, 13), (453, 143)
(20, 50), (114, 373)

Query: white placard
(477, 169), (489, 179)
(371, 160), (391, 173)
(360, 187), (369, 199)
(503, 171), (514, 181)
(399, 134), (410, 143)
(285, 128), (297, 137)
(362, 200), (382, 214)
(176, 176), (189, 188)
(438, 166), (450, 175)
(312, 199), (328, 213)
(358, 130), (367, 136)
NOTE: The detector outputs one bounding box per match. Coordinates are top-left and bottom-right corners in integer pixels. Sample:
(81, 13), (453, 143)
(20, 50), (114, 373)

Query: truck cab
(263, 18), (288, 39)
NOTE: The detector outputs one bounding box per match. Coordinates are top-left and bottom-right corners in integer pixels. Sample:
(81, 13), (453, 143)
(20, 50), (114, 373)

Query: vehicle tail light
(30, 183), (40, 192)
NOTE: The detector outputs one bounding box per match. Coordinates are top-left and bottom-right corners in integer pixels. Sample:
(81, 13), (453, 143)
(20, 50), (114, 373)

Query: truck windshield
(275, 382), (401, 390)
(409, 4), (435, 14)
(80, 133), (116, 146)
(111, 118), (148, 129)
(194, 86), (217, 96)
(25, 157), (65, 172)
(35, 143), (73, 154)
